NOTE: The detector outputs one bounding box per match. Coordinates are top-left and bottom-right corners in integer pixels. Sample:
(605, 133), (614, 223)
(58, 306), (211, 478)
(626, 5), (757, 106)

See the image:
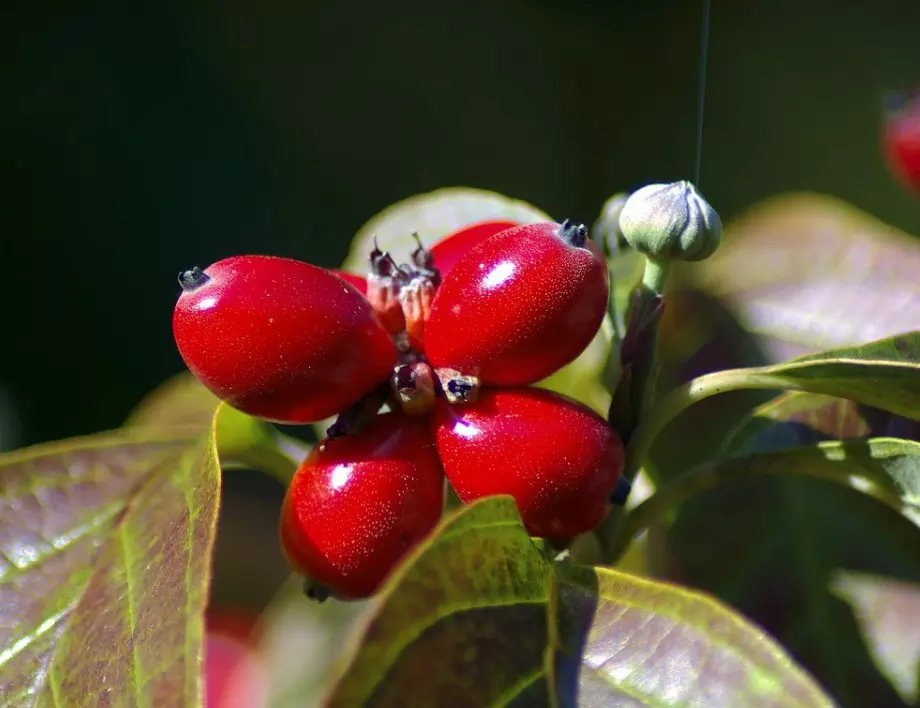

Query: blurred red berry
(205, 609), (267, 708)
(883, 91), (920, 195)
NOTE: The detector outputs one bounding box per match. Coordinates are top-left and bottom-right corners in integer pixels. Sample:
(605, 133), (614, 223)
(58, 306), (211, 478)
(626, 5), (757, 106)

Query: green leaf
(628, 332), (920, 495)
(680, 193), (920, 362)
(638, 197), (920, 705)
(555, 563), (834, 707)
(647, 195), (920, 489)
(123, 372), (222, 432)
(341, 186), (552, 276)
(664, 461), (920, 706)
(831, 571), (920, 705)
(0, 425), (220, 706)
(647, 289), (777, 489)
(126, 374), (307, 484)
(693, 332), (920, 424)
(322, 495), (833, 707)
(721, 391), (920, 458)
(324, 496), (555, 708)
(653, 439), (920, 532)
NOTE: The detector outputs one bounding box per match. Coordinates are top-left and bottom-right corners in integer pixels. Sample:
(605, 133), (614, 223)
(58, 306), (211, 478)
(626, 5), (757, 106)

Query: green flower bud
(617, 180), (722, 262)
(593, 192), (631, 256)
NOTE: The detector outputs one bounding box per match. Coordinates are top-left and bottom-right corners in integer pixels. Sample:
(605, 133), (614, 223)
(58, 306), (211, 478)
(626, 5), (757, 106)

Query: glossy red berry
(280, 413), (445, 599)
(883, 91), (920, 195)
(331, 269), (368, 295)
(431, 387), (624, 540)
(424, 220), (608, 386)
(173, 255), (396, 424)
(429, 220), (519, 277)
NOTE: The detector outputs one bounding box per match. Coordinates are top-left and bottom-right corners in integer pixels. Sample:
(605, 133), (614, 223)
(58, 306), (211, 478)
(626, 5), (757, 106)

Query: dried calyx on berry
(365, 238), (407, 335)
(434, 368), (480, 405)
(399, 276), (436, 353)
(361, 233), (445, 349)
(178, 267), (210, 291)
(390, 361), (436, 416)
(409, 232), (441, 285)
(558, 218), (588, 248)
(618, 180), (722, 263)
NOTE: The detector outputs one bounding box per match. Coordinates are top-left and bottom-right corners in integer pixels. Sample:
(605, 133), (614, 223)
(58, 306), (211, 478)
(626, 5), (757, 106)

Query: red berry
(429, 220), (519, 277)
(206, 607), (261, 645)
(204, 631), (266, 708)
(883, 91), (920, 195)
(431, 387), (624, 540)
(424, 220), (608, 386)
(331, 269), (368, 295)
(173, 255), (396, 424)
(280, 413), (445, 599)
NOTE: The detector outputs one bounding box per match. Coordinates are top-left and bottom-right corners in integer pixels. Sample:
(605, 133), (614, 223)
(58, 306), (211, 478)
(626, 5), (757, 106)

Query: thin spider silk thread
(694, 0), (712, 188)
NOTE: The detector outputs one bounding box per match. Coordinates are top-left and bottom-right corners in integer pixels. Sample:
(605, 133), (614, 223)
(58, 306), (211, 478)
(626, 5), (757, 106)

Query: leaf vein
(118, 519), (145, 708)
(359, 597), (549, 703)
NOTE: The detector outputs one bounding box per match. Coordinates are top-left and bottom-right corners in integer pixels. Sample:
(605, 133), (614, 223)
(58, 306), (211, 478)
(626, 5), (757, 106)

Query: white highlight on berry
(330, 464), (353, 491)
(481, 261), (516, 290)
(452, 420), (480, 440)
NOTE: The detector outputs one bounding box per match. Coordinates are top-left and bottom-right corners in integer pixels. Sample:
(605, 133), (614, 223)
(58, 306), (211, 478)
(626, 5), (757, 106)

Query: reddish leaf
(680, 193), (920, 362)
(321, 497), (832, 707)
(831, 571), (920, 705)
(722, 391), (920, 457)
(556, 563), (834, 707)
(324, 497), (555, 707)
(0, 428), (220, 705)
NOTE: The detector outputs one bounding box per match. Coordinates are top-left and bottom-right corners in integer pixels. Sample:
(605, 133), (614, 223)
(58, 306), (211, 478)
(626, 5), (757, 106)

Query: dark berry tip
(610, 476), (632, 506)
(395, 364), (415, 391)
(410, 231), (436, 271)
(446, 379), (473, 400)
(178, 267), (209, 292)
(559, 219), (588, 248)
(304, 579), (331, 603)
(371, 249), (398, 278)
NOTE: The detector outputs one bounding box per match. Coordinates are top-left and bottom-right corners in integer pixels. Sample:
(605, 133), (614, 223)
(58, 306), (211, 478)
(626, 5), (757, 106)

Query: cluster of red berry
(172, 219), (624, 599)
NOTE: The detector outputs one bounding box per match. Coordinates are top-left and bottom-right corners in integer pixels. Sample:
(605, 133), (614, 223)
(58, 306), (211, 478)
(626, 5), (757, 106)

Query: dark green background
(4, 0), (920, 447)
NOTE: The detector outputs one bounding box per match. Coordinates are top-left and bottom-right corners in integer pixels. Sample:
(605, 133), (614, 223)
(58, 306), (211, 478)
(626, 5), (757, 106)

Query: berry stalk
(622, 367), (806, 482)
(608, 181), (722, 463)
